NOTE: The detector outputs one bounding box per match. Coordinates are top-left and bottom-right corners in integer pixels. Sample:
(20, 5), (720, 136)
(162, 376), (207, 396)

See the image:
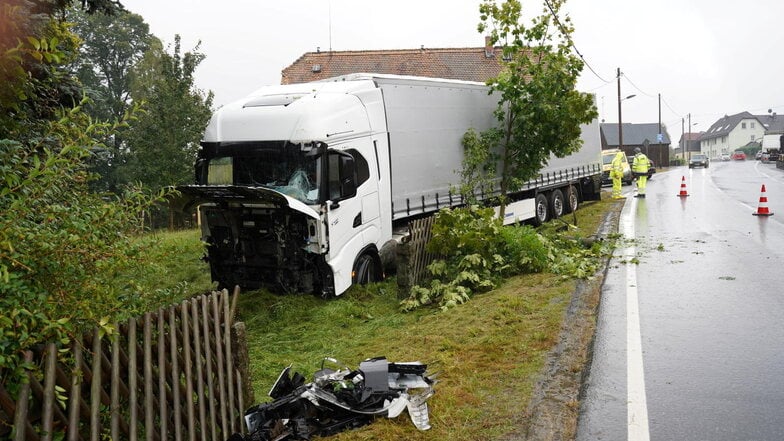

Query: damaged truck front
(180, 80), (390, 298)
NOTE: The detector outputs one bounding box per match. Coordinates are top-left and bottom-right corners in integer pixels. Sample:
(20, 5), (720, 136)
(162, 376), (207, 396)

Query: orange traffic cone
(752, 184), (774, 216)
(676, 176), (690, 197)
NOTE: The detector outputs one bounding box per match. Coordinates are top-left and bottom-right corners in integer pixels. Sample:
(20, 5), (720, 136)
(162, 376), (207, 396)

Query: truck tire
(564, 185), (579, 213)
(532, 193), (549, 226)
(353, 252), (382, 285)
(549, 189), (565, 219)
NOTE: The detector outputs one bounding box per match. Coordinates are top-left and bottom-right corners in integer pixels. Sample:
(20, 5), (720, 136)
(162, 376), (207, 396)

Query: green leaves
(472, 0), (598, 217)
(0, 102), (170, 384)
(401, 205), (611, 312)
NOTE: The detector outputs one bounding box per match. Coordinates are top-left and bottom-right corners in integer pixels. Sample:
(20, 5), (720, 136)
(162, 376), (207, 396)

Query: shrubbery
(400, 206), (607, 311)
(0, 102), (169, 381)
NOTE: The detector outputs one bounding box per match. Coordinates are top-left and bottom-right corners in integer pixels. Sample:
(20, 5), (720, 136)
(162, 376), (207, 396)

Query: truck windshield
(202, 142), (323, 205)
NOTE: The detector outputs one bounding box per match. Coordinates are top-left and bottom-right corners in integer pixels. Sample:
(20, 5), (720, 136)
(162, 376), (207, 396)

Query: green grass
(233, 193), (620, 441)
(120, 229), (215, 313)
(128, 194), (619, 439)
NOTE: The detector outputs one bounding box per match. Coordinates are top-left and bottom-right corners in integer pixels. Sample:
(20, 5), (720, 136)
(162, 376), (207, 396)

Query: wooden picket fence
(396, 215), (438, 297)
(0, 288), (252, 441)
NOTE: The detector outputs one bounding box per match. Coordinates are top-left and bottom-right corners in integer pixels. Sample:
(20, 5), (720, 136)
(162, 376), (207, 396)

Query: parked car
(731, 151), (746, 160)
(756, 150), (764, 160)
(647, 160), (656, 178)
(689, 154), (709, 168)
(720, 153), (731, 161)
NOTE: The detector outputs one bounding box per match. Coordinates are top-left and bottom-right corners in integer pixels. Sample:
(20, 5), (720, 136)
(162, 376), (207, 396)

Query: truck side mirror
(328, 151), (357, 203)
(195, 158), (206, 184)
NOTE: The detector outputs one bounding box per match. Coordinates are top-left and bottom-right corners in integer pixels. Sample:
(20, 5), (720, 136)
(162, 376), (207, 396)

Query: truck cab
(179, 80), (390, 297)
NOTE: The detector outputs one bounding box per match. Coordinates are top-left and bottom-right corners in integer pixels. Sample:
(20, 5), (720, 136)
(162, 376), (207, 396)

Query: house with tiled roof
(600, 123), (672, 168)
(699, 112), (764, 158)
(280, 37), (505, 84)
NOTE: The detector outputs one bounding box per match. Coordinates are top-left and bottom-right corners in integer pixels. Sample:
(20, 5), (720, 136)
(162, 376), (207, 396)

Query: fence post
(231, 322), (253, 412)
(67, 341), (83, 441)
(111, 330), (120, 441)
(41, 342), (57, 441)
(13, 351), (34, 441)
(157, 312), (168, 441)
(396, 236), (412, 299)
(191, 298), (208, 441)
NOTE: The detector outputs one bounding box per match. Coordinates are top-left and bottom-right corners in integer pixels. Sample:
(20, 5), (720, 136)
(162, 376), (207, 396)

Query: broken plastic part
(231, 357), (435, 441)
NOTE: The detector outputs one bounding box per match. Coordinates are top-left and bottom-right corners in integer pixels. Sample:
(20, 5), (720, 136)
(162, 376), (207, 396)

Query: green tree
(121, 35), (213, 192)
(68, 8), (153, 192)
(0, 0), (121, 143)
(69, 8), (152, 123)
(475, 0), (597, 217)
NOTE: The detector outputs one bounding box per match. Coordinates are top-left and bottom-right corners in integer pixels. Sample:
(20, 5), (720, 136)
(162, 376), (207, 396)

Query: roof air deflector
(243, 94), (305, 108)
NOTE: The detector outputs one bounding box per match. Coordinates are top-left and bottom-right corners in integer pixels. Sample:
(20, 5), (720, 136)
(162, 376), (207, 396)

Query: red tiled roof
(280, 46), (505, 85)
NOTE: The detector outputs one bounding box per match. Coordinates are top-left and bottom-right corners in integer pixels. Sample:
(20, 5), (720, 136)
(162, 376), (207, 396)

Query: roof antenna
(328, 0), (333, 52)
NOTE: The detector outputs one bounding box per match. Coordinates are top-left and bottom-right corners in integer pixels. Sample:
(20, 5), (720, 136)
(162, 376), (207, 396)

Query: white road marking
(623, 197), (651, 441)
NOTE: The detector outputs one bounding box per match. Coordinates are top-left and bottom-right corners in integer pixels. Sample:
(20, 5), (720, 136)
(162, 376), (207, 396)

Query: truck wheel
(564, 185), (579, 213)
(549, 189), (565, 219)
(353, 253), (382, 285)
(532, 193), (549, 226)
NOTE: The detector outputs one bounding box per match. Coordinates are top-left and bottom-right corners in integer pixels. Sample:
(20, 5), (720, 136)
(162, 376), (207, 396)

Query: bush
(401, 206), (608, 311)
(0, 102), (170, 382)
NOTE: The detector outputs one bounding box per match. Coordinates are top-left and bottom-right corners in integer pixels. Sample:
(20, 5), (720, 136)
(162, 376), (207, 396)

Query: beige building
(699, 112), (765, 159)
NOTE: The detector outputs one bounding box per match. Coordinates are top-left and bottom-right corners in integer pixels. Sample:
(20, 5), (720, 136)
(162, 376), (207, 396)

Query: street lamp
(617, 69), (636, 153)
(689, 120), (698, 160)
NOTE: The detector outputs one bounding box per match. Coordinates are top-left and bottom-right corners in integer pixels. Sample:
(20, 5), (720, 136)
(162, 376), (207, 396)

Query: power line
(621, 73), (684, 120)
(659, 96), (682, 119)
(621, 73), (656, 99)
(542, 0), (612, 84)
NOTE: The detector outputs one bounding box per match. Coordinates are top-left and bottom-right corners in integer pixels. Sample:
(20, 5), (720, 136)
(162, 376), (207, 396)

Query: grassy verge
(235, 192), (620, 441)
(120, 229), (216, 312)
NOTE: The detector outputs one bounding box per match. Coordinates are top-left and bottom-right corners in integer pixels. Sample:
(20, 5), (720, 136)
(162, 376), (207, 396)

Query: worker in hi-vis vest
(632, 147), (651, 198)
(610, 151), (626, 199)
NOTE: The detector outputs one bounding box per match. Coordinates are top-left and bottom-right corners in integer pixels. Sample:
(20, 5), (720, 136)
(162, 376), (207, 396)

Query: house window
(751, 135), (756, 141)
(741, 122), (747, 129)
(722, 136), (727, 143)
(751, 122), (756, 129)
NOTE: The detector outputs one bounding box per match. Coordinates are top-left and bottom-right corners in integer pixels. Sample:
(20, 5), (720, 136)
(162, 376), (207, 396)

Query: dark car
(689, 154), (709, 168)
(647, 160), (656, 178)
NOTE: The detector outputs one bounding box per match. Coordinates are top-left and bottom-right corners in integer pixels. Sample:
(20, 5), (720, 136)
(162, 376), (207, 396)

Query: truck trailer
(178, 74), (602, 297)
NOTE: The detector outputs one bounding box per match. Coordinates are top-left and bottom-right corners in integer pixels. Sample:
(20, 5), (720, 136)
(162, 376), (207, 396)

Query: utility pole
(681, 117), (685, 163)
(658, 93), (662, 139)
(688, 112), (691, 160)
(617, 68), (623, 152)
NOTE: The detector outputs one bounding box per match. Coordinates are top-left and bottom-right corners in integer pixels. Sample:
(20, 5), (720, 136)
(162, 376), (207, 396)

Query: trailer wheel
(532, 193), (549, 226)
(353, 252), (382, 285)
(564, 185), (579, 213)
(549, 189), (565, 219)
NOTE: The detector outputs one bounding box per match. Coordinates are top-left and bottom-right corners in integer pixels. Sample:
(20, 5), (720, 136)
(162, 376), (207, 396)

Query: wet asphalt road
(577, 160), (784, 441)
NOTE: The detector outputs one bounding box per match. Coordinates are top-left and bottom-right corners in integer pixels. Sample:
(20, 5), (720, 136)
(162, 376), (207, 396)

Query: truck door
(324, 151), (363, 270)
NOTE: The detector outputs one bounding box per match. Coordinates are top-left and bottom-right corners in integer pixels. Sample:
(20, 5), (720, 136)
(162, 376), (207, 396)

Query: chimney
(484, 36), (494, 58)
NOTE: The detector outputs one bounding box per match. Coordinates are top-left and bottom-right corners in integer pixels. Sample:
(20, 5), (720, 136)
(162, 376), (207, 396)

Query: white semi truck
(179, 74), (602, 297)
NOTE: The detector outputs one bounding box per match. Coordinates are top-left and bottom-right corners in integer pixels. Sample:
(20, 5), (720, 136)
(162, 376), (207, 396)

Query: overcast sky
(122, 0), (784, 145)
